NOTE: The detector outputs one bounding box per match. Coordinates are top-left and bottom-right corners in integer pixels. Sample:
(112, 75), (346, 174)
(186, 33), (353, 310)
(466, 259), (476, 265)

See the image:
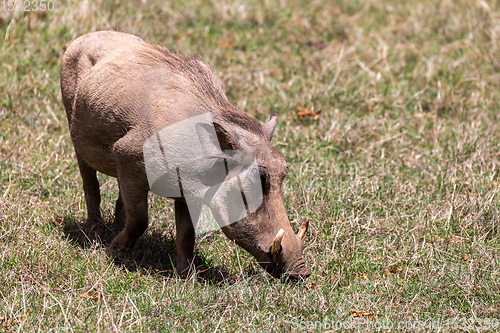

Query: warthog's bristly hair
(142, 45), (265, 138)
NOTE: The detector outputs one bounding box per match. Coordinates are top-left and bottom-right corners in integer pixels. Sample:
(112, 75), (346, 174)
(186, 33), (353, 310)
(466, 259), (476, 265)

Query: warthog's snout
(252, 218), (310, 280)
(282, 266), (311, 282)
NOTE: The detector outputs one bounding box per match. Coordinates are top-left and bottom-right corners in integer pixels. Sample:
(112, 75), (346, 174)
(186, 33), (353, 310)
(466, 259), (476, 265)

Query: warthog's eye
(283, 165), (288, 181)
(259, 167), (269, 195)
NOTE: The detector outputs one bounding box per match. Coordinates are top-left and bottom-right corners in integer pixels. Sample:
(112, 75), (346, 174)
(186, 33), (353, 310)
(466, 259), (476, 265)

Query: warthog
(60, 31), (310, 279)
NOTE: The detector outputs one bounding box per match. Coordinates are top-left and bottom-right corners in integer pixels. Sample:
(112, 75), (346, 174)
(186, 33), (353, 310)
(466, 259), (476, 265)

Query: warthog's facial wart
(143, 113), (263, 234)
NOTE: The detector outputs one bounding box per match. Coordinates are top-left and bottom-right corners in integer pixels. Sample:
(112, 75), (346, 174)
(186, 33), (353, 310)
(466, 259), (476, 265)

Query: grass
(1, 0), (499, 331)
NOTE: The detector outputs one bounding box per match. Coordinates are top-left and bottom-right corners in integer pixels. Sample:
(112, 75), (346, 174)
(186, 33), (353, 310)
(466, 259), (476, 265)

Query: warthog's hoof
(106, 243), (125, 258)
(82, 217), (106, 239)
(106, 244), (139, 271)
(176, 256), (198, 279)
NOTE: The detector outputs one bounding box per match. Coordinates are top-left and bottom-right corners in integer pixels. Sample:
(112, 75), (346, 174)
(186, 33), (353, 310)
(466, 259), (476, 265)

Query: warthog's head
(220, 177), (311, 280)
(144, 112), (310, 279)
(216, 113), (310, 279)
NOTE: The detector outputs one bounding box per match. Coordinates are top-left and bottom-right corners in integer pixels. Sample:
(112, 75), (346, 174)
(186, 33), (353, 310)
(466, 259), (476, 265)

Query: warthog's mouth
(265, 220), (310, 280)
(280, 260), (311, 281)
(222, 217), (310, 280)
(259, 264), (311, 281)
(258, 254), (310, 281)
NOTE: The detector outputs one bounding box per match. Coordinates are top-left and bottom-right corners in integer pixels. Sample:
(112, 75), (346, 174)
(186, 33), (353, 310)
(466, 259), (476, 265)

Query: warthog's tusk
(297, 218), (309, 241)
(271, 229), (285, 261)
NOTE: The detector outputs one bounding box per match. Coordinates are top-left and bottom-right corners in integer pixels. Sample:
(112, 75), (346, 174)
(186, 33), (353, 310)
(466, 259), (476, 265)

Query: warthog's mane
(217, 107), (264, 137)
(143, 44), (265, 138)
(145, 45), (229, 106)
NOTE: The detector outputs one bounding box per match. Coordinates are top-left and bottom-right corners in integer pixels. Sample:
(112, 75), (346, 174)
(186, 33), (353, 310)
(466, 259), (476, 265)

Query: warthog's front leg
(175, 199), (197, 278)
(114, 190), (125, 226)
(110, 178), (149, 249)
(110, 131), (150, 249)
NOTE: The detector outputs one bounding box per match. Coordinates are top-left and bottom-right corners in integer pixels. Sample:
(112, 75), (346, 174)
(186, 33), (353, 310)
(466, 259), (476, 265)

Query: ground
(0, 0), (499, 331)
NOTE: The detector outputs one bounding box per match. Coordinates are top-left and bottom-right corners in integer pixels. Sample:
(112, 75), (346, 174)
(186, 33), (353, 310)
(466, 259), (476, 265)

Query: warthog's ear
(196, 122), (236, 158)
(213, 122), (236, 152)
(262, 113), (278, 142)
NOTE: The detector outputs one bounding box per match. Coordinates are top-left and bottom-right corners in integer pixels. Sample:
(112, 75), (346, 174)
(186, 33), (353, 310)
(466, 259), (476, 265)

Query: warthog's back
(61, 31), (145, 118)
(60, 31), (234, 177)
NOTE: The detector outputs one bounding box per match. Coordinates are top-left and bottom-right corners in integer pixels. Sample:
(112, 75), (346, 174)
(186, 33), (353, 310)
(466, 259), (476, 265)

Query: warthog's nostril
(281, 263), (311, 281)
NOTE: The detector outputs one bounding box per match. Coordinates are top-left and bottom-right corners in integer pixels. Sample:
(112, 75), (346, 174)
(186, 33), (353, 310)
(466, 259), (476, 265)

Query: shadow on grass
(59, 215), (244, 284)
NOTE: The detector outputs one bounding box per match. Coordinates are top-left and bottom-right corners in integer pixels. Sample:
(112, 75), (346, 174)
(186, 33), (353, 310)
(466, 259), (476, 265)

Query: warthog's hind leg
(75, 151), (104, 232)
